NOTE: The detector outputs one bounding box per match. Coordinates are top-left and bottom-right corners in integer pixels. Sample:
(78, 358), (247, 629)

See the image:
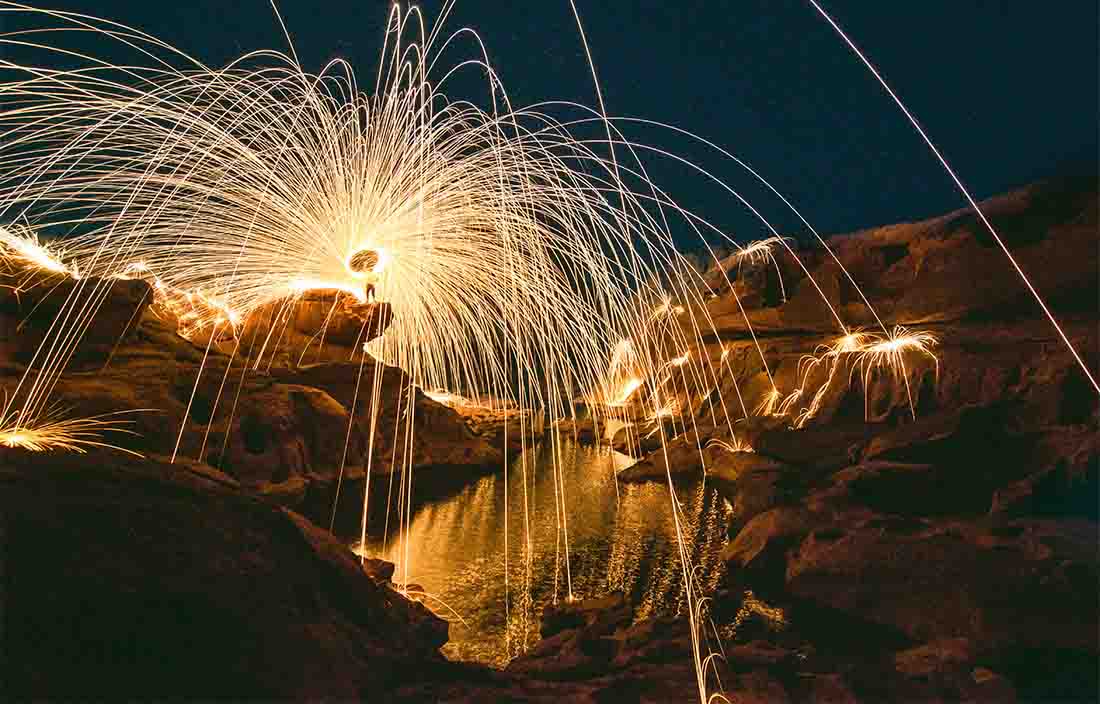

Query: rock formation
(604, 171), (1099, 701)
(0, 172), (1096, 701)
(0, 447), (449, 700)
(0, 271), (514, 524)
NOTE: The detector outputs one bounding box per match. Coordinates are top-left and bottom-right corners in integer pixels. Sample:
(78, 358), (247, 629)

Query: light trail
(0, 4), (1047, 702)
(808, 0), (1098, 394)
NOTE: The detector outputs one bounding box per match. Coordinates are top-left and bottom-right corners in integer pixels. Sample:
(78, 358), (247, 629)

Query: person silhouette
(348, 248), (381, 303)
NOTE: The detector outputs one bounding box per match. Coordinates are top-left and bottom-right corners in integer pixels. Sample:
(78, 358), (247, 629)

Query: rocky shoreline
(1, 172), (1097, 701)
(549, 172), (1099, 702)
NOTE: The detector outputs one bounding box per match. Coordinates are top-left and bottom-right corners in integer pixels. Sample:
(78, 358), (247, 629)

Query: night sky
(1, 1), (1096, 247)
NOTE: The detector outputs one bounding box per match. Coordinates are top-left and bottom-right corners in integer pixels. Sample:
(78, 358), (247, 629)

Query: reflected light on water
(354, 440), (730, 666)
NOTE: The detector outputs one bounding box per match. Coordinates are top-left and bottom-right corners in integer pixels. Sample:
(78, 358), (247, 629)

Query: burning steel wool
(0, 1), (1094, 701)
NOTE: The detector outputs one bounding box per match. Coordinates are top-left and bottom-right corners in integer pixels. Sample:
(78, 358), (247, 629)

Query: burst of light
(422, 388), (480, 410)
(734, 236), (790, 267)
(732, 236), (793, 300)
(768, 327), (938, 427)
(116, 263), (242, 341)
(706, 437), (753, 454)
(0, 5), (995, 702)
(851, 326), (938, 420)
(0, 407), (140, 455)
(609, 377), (643, 406)
(0, 226), (75, 278)
(647, 400), (679, 420)
(755, 388), (782, 416)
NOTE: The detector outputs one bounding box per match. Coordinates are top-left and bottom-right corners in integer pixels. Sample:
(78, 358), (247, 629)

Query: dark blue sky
(3, 1), (1096, 243)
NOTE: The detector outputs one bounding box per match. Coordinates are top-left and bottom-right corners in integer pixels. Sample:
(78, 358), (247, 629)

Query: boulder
(707, 451), (797, 535)
(0, 448), (449, 700)
(553, 417), (600, 444)
(754, 421), (879, 474)
(616, 432), (722, 483)
(722, 507), (816, 593)
(540, 592), (632, 640)
(784, 518), (1098, 655)
(0, 269), (151, 369)
(237, 289), (393, 366)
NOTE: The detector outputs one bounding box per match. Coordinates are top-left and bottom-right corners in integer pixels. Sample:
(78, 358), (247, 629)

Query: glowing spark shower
(1, 225), (75, 280)
(0, 2), (1093, 702)
(0, 405), (138, 454)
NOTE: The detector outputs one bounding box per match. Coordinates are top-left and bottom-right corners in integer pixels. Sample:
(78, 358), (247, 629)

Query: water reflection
(354, 440), (730, 666)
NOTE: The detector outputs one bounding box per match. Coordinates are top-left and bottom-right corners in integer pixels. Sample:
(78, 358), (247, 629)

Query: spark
(609, 377), (643, 406)
(0, 226), (76, 279)
(733, 236), (791, 266)
(0, 4), (983, 701)
(755, 388), (782, 417)
(705, 437), (753, 454)
(0, 406), (140, 455)
(115, 263), (242, 341)
(647, 400), (679, 421)
(851, 326), (938, 420)
(768, 327), (938, 427)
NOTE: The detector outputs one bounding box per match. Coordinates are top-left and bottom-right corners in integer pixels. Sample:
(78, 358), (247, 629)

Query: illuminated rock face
(236, 289), (393, 365)
(0, 267), (500, 514)
(0, 270), (151, 369)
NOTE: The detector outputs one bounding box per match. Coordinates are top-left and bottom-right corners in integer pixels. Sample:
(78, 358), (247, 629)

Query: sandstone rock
(725, 640), (795, 669)
(754, 421), (877, 474)
(700, 172), (1098, 338)
(707, 451), (797, 535)
(722, 507), (815, 593)
(990, 424), (1099, 520)
(274, 362), (505, 486)
(784, 518), (1098, 655)
(802, 673), (860, 704)
(616, 432), (722, 483)
(554, 417), (599, 444)
(0, 448), (449, 700)
(732, 669), (790, 703)
(894, 638), (974, 678)
(832, 461), (985, 517)
(0, 270), (151, 368)
(891, 639), (1022, 702)
(540, 592), (631, 640)
(237, 289), (393, 365)
(610, 423), (664, 456)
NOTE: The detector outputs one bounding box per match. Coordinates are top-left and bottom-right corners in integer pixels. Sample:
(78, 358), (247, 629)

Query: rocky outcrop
(0, 267), (152, 368)
(701, 171), (1097, 336)
(0, 271), (514, 522)
(713, 402), (1099, 700)
(635, 173), (1100, 702)
(615, 430), (723, 483)
(0, 447), (449, 700)
(237, 288), (394, 366)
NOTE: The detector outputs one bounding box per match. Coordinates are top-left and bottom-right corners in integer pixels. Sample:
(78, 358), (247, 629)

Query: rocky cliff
(600, 172), (1099, 701)
(0, 273), (512, 521)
